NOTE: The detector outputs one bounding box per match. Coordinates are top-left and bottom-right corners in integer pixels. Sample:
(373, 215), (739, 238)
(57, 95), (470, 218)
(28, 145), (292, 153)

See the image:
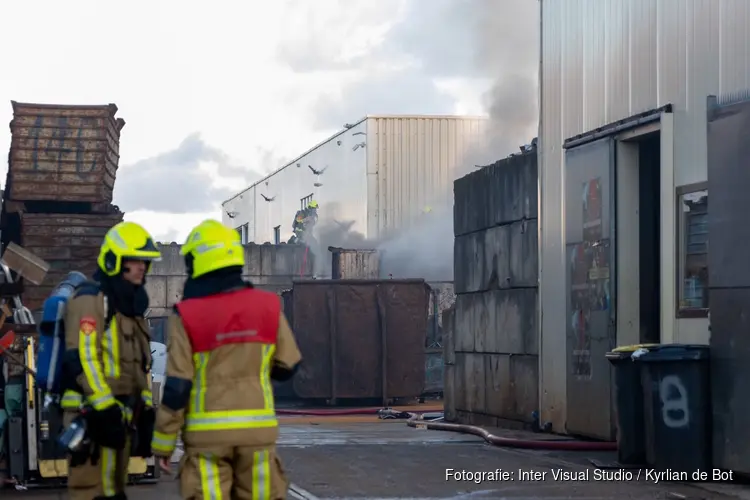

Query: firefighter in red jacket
(151, 219), (302, 499)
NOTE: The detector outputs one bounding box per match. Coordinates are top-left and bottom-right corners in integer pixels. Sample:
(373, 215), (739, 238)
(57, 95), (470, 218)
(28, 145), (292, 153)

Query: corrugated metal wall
(366, 116), (486, 238)
(222, 121), (368, 243)
(539, 0), (750, 432)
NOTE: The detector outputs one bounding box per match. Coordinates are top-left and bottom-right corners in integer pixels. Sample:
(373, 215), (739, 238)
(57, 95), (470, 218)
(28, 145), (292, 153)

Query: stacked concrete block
(446, 148), (539, 426)
(145, 243), (315, 317)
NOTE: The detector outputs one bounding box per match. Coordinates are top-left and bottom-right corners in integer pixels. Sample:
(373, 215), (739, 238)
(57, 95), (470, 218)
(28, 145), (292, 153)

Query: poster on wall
(571, 308), (592, 379)
(582, 178), (603, 241)
(569, 244), (592, 379)
(588, 244), (611, 312)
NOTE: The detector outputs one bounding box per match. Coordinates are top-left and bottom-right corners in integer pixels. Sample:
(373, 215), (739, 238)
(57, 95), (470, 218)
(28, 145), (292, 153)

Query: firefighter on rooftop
(61, 221), (161, 500)
(151, 219), (303, 500)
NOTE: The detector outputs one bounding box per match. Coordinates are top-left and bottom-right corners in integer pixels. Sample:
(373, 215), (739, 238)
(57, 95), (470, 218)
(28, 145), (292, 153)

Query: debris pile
(2, 101), (126, 310)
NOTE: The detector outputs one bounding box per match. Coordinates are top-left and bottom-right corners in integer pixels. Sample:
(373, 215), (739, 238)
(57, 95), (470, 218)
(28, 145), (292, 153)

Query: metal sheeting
(222, 116), (488, 242)
(7, 101), (124, 204)
(540, 0), (750, 431)
(20, 212), (124, 309)
(223, 120), (369, 243)
(367, 116), (487, 238)
(453, 149), (537, 238)
(707, 96), (750, 473)
(563, 138), (616, 441)
(291, 279), (428, 402)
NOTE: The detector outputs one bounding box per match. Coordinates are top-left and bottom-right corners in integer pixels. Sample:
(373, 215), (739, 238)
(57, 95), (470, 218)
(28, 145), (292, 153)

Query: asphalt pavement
(4, 419), (747, 499)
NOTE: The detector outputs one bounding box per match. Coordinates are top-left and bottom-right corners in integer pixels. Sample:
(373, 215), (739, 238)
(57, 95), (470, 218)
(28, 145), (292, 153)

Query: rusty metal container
(291, 279), (429, 403)
(329, 247), (380, 279)
(7, 101), (125, 204)
(273, 289), (297, 400)
(20, 212), (124, 310)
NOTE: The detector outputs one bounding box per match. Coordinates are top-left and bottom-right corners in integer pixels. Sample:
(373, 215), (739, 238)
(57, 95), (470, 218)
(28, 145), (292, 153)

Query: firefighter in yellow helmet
(151, 219), (302, 499)
(306, 200), (319, 223)
(61, 221), (161, 500)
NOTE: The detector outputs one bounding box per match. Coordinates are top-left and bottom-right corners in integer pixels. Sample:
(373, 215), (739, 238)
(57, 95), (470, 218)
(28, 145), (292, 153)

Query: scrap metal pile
(2, 102), (126, 311)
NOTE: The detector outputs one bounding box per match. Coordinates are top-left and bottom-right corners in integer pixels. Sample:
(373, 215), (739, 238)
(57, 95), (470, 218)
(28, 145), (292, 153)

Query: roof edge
(222, 114), (489, 205)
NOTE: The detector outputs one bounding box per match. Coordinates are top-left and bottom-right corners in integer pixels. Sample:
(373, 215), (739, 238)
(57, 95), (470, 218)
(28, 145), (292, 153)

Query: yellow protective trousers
(179, 445), (289, 500)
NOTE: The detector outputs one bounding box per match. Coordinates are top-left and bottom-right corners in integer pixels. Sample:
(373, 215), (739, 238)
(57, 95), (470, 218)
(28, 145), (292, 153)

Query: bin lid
(635, 343), (709, 362)
(612, 343), (660, 353)
(606, 343), (660, 362)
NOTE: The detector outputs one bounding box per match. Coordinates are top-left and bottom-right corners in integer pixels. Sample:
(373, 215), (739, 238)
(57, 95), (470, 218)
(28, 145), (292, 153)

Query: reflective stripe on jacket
(63, 286), (152, 411)
(152, 287), (302, 456)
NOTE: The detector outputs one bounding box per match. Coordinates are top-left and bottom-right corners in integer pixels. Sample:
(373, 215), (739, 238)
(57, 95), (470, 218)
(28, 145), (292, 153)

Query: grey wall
(445, 148), (539, 427)
(145, 243), (315, 317)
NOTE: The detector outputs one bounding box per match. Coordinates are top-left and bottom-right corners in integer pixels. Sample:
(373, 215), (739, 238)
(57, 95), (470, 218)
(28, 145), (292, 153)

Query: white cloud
(0, 0), (539, 244)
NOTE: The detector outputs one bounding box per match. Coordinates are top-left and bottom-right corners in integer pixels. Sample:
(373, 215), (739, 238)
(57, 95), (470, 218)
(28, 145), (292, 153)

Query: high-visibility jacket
(61, 283), (153, 412)
(151, 287), (302, 456)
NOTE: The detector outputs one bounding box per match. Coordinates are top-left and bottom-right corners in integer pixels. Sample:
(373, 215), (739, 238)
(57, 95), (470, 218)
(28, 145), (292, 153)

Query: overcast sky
(0, 0), (538, 242)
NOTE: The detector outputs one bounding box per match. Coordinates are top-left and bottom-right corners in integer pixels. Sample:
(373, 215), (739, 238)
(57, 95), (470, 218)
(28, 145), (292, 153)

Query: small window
(677, 185), (708, 317)
(301, 194), (313, 210)
(235, 223), (249, 244)
(274, 225), (281, 244)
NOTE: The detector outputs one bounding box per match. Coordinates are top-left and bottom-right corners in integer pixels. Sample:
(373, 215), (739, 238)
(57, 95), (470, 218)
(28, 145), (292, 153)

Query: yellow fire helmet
(180, 219), (245, 279)
(308, 200), (319, 209)
(97, 221), (162, 276)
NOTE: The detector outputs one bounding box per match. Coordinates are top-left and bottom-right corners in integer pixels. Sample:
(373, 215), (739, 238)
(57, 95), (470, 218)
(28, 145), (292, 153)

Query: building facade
(539, 0), (750, 439)
(222, 115), (486, 244)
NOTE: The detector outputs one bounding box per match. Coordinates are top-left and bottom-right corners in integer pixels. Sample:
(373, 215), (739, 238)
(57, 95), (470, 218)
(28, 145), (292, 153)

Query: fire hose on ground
(276, 407), (617, 452)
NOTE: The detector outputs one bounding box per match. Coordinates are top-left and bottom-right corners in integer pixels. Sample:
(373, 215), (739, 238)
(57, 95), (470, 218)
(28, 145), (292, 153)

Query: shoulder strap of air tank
(73, 281), (114, 326)
(73, 281), (101, 297)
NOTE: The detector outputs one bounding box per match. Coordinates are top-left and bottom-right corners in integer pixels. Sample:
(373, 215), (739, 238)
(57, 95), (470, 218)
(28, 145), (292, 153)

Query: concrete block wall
(145, 243), (315, 317)
(446, 148), (539, 427)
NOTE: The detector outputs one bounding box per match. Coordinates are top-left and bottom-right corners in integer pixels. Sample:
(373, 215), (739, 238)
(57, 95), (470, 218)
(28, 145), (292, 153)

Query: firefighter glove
(87, 404), (127, 450)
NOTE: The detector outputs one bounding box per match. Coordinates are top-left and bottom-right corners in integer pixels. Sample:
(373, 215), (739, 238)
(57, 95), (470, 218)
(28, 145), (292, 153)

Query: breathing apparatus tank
(36, 271), (88, 399)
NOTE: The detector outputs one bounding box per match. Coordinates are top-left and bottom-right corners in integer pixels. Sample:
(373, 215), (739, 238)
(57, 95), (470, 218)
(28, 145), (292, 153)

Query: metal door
(707, 95), (750, 473)
(564, 138), (616, 440)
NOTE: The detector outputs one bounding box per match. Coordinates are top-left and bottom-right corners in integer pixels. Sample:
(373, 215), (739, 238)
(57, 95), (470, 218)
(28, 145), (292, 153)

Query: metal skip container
(290, 279), (429, 404)
(328, 247), (380, 279)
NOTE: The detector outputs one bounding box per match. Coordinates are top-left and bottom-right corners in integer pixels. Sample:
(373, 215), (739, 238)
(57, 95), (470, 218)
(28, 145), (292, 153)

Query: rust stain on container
(291, 279), (428, 402)
(7, 101), (125, 204)
(329, 247), (380, 279)
(274, 289), (297, 400)
(20, 212), (124, 310)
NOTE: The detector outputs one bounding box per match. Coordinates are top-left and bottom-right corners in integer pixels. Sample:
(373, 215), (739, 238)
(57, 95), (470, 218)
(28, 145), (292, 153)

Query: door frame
(557, 106), (674, 438)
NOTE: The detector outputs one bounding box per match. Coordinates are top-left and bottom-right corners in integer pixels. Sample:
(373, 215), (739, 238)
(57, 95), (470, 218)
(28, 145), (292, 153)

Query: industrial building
(538, 0), (750, 471)
(221, 115), (486, 244)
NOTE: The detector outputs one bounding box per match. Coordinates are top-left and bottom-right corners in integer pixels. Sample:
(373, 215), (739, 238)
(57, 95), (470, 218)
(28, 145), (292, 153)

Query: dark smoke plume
(308, 0), (540, 281)
(374, 0), (540, 281)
